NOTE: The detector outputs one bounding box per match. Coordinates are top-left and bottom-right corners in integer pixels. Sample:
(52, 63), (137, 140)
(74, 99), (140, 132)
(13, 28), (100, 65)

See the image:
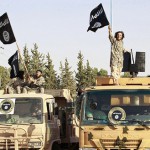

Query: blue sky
(0, 0), (150, 76)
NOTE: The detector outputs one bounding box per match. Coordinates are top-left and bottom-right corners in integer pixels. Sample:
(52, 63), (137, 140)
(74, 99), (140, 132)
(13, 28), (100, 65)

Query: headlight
(79, 148), (97, 150)
(28, 142), (42, 147)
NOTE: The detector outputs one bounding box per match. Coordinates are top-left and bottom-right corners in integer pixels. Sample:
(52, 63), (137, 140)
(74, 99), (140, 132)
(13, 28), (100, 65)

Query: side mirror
(57, 119), (61, 126)
(67, 118), (73, 125)
(53, 103), (58, 115)
(66, 102), (74, 113)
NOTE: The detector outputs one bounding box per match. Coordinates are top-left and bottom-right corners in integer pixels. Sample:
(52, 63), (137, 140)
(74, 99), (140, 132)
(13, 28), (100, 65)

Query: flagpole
(109, 0), (113, 77)
(16, 42), (29, 74)
(110, 0), (113, 32)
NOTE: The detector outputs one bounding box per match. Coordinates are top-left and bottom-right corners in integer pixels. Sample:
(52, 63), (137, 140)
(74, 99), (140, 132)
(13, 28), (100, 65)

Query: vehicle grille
(101, 139), (141, 150)
(0, 140), (28, 149)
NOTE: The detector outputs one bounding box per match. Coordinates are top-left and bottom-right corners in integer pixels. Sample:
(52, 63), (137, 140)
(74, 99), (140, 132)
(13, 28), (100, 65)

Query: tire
(68, 143), (79, 150)
(52, 142), (61, 150)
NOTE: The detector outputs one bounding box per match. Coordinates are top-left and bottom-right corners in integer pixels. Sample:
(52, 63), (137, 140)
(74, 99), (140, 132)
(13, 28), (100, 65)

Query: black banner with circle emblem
(0, 99), (15, 114)
(112, 110), (123, 121)
(0, 13), (16, 44)
(108, 107), (126, 125)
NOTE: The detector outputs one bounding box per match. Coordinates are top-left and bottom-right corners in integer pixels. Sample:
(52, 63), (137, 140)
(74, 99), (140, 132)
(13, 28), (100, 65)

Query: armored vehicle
(78, 77), (150, 150)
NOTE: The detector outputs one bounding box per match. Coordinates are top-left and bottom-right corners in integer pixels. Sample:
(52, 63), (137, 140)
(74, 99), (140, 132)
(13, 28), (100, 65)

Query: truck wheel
(68, 143), (79, 150)
(52, 143), (61, 150)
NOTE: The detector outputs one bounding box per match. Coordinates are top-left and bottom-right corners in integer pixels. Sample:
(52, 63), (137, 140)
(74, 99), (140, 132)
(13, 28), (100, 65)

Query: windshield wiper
(0, 123), (12, 126)
(121, 119), (150, 128)
(93, 118), (109, 123)
(93, 118), (107, 121)
(137, 120), (150, 128)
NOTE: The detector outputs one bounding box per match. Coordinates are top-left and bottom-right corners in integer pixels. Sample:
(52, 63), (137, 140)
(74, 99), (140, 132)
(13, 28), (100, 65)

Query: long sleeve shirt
(109, 31), (124, 67)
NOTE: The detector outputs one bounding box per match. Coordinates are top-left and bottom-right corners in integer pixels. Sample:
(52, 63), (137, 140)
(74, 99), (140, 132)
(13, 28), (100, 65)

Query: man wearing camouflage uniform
(108, 25), (125, 85)
(5, 71), (25, 94)
(23, 70), (45, 93)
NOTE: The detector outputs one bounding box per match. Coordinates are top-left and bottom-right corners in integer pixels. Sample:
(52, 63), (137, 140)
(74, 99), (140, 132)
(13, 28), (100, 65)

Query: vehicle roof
(45, 89), (73, 101)
(85, 85), (150, 91)
(0, 93), (54, 99)
(88, 77), (150, 91)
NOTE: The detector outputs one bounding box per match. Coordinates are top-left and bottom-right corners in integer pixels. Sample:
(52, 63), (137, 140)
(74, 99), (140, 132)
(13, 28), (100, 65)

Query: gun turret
(122, 50), (145, 77)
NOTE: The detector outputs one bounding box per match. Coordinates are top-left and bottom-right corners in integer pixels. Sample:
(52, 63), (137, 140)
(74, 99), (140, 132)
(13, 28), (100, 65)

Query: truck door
(45, 99), (60, 148)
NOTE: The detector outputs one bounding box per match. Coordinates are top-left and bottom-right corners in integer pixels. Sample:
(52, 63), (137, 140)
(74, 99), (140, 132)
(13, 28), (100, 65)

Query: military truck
(0, 92), (61, 150)
(77, 77), (150, 150)
(0, 89), (79, 150)
(45, 89), (79, 150)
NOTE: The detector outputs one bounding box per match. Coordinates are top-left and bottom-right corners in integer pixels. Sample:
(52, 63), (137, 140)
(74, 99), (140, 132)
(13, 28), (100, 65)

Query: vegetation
(59, 59), (76, 95)
(1, 43), (108, 94)
(76, 51), (86, 88)
(45, 53), (57, 89)
(0, 66), (10, 89)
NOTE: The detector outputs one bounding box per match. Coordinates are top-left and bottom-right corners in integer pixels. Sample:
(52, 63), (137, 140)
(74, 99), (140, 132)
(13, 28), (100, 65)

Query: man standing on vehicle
(108, 25), (125, 85)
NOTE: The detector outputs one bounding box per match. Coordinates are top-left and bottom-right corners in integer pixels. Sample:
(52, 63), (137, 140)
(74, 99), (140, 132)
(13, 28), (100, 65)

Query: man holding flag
(0, 12), (27, 93)
(87, 3), (128, 85)
(108, 25), (126, 85)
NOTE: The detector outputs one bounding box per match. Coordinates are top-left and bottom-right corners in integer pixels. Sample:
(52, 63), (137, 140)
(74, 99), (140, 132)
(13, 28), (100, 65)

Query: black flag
(0, 13), (16, 44)
(87, 4), (109, 32)
(8, 51), (19, 78)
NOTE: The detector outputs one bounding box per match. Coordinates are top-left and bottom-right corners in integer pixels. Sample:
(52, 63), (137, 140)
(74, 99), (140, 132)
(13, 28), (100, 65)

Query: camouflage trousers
(111, 65), (122, 80)
(22, 86), (44, 94)
(5, 86), (22, 94)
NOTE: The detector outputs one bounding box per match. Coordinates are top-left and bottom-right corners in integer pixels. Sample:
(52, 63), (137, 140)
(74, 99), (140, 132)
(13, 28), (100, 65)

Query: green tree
(98, 68), (108, 76)
(91, 67), (99, 86)
(56, 75), (61, 89)
(76, 51), (86, 87)
(93, 67), (99, 75)
(23, 45), (32, 73)
(0, 66), (10, 89)
(45, 53), (57, 89)
(30, 43), (45, 75)
(85, 60), (93, 86)
(59, 61), (64, 89)
(59, 59), (76, 95)
(122, 72), (132, 78)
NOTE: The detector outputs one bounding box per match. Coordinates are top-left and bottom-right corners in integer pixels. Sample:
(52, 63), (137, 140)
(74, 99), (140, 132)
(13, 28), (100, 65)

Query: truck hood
(80, 125), (150, 149)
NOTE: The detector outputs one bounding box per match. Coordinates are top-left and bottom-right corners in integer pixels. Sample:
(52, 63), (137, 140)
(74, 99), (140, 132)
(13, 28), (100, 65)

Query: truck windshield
(0, 98), (43, 124)
(82, 90), (150, 126)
